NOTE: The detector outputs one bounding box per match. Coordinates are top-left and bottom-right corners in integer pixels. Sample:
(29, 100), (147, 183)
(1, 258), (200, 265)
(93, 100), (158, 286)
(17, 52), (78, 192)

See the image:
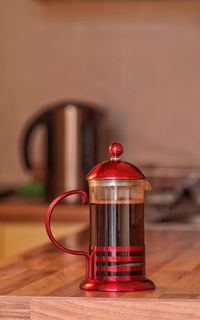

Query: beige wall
(1, 1), (200, 185)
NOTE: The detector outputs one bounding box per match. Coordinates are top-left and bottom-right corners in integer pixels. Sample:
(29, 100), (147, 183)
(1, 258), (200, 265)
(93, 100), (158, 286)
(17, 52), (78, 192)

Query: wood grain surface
(0, 226), (199, 319)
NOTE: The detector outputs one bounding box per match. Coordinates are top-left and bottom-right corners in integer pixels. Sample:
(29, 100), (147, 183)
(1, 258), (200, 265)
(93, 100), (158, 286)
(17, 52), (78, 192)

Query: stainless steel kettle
(21, 100), (100, 201)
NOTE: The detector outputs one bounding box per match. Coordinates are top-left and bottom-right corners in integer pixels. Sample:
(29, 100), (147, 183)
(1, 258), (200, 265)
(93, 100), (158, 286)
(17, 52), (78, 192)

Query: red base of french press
(80, 278), (155, 292)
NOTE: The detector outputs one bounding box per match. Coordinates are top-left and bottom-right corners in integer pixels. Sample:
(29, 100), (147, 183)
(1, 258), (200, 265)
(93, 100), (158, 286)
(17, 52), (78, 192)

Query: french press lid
(86, 142), (145, 180)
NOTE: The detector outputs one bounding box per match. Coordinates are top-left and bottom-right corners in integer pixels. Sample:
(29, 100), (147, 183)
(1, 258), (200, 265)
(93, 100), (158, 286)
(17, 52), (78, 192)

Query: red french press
(45, 143), (155, 292)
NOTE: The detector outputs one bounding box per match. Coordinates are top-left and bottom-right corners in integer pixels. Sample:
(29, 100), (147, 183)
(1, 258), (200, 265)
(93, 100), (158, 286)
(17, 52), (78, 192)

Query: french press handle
(45, 190), (92, 279)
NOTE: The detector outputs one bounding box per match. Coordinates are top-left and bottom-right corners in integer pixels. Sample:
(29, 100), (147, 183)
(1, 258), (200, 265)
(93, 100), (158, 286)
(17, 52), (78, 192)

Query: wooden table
(0, 226), (200, 319)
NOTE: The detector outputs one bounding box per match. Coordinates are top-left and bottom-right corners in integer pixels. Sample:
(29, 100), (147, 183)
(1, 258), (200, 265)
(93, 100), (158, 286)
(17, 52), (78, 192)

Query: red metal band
(95, 275), (145, 281)
(91, 245), (144, 252)
(96, 265), (144, 272)
(96, 256), (144, 262)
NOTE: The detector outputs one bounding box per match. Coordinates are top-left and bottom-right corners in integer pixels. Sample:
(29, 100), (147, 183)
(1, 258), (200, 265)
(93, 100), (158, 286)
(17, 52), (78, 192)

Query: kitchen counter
(0, 226), (200, 319)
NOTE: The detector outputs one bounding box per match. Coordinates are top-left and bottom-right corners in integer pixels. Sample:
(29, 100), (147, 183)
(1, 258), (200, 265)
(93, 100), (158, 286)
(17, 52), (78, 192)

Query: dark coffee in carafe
(90, 201), (144, 247)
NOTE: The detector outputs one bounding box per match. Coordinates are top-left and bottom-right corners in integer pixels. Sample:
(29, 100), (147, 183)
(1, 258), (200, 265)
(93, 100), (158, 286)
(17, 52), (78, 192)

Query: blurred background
(0, 0), (200, 258)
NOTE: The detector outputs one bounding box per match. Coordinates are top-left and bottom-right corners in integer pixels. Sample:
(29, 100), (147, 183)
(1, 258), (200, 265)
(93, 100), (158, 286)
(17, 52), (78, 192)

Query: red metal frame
(81, 243), (154, 292)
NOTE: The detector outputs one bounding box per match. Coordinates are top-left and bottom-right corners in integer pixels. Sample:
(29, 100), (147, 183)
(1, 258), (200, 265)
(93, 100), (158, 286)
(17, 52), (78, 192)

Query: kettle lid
(86, 142), (145, 180)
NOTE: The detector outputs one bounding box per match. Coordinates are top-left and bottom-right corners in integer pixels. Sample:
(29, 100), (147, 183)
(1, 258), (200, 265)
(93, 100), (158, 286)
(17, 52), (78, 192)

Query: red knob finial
(109, 142), (123, 158)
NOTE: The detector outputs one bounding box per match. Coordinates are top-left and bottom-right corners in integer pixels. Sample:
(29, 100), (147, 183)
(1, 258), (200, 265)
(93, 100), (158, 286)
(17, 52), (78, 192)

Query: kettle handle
(45, 189), (92, 279)
(22, 112), (50, 170)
